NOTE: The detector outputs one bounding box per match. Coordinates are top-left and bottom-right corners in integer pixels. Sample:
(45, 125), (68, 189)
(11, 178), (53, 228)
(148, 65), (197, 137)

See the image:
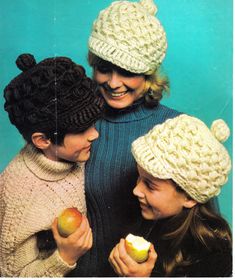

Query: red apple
(57, 207), (82, 237)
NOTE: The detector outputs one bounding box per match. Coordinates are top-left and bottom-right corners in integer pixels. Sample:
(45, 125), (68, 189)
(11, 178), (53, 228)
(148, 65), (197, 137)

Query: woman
(68, 0), (180, 276)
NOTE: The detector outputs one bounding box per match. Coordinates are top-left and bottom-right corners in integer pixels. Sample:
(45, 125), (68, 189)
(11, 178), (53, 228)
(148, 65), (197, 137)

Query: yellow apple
(125, 233), (151, 263)
(57, 207), (82, 237)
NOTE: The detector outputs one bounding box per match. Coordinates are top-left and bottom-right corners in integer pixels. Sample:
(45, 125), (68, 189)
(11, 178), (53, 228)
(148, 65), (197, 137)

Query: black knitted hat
(4, 53), (104, 142)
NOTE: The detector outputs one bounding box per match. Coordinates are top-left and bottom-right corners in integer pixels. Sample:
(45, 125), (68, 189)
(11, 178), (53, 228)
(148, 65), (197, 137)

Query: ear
(183, 197), (197, 209)
(31, 132), (51, 150)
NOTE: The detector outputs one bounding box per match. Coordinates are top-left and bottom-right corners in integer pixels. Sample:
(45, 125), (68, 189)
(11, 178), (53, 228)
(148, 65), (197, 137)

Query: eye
(96, 65), (112, 74)
(143, 179), (155, 191)
(116, 68), (140, 78)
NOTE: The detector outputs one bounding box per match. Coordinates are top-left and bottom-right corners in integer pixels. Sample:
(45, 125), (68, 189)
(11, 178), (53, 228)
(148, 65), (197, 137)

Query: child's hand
(108, 238), (157, 277)
(51, 215), (92, 265)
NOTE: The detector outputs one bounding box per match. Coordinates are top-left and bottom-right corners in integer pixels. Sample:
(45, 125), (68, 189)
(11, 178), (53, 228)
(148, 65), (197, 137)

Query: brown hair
(156, 201), (232, 276)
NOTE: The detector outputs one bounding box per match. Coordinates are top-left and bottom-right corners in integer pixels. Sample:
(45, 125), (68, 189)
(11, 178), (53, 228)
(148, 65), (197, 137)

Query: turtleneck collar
(22, 144), (81, 181)
(103, 97), (159, 123)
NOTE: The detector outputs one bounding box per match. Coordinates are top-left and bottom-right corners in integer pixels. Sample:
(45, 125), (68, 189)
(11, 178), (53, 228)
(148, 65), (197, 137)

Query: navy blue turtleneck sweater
(67, 99), (180, 277)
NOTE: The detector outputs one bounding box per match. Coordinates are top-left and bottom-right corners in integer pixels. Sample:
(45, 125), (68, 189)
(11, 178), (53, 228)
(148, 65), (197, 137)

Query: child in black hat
(0, 54), (104, 277)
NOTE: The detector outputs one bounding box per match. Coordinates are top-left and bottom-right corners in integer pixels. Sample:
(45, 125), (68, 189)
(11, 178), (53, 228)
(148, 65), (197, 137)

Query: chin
(106, 99), (134, 109)
(140, 210), (154, 220)
(103, 95), (134, 109)
(77, 153), (91, 163)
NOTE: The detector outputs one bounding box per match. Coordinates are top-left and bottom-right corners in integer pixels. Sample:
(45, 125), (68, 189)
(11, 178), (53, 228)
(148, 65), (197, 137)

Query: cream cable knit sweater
(0, 144), (87, 277)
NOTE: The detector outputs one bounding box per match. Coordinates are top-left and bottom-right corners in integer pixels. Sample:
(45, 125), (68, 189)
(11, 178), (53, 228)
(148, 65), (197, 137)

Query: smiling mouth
(83, 145), (91, 150)
(109, 91), (128, 97)
(139, 202), (149, 209)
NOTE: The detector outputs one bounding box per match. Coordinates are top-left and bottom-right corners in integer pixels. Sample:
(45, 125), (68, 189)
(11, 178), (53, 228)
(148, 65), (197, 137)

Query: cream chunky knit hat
(131, 115), (231, 203)
(88, 0), (167, 74)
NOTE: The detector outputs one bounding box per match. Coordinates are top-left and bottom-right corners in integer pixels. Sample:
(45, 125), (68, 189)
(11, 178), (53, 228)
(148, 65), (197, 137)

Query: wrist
(59, 251), (77, 266)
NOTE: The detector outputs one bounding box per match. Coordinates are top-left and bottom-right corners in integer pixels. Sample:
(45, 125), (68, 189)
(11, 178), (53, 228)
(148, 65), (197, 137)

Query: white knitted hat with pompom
(88, 0), (167, 74)
(131, 115), (231, 203)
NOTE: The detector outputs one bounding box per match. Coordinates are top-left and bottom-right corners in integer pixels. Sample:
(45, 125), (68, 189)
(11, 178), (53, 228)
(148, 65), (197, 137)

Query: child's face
(94, 61), (146, 109)
(47, 126), (99, 163)
(133, 165), (189, 221)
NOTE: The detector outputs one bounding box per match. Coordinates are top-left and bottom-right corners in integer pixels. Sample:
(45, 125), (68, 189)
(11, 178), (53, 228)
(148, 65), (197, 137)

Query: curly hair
(4, 54), (104, 145)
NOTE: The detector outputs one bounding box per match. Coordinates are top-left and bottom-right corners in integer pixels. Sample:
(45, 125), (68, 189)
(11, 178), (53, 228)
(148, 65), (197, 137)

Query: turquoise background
(0, 0), (233, 227)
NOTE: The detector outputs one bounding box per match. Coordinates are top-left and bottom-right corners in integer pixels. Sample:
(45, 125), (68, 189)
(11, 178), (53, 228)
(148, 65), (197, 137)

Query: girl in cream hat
(109, 115), (232, 277)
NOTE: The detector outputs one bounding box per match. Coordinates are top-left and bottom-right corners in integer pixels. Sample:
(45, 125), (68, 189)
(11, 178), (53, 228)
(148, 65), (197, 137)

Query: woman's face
(93, 61), (146, 109)
(133, 165), (194, 221)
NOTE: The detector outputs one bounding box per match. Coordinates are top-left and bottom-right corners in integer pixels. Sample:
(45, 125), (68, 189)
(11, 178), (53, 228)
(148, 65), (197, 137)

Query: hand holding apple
(51, 211), (92, 265)
(108, 237), (157, 277)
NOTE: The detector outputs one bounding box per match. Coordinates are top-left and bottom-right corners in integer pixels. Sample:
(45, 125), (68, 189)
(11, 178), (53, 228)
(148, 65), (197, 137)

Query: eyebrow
(97, 60), (143, 77)
(143, 177), (158, 187)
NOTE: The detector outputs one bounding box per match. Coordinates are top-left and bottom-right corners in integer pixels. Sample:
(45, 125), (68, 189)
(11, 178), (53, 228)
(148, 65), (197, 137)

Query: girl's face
(93, 61), (146, 109)
(133, 165), (194, 221)
(45, 126), (99, 163)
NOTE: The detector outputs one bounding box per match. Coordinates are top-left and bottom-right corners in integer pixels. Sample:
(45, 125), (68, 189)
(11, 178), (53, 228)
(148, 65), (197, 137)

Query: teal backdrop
(0, 0), (233, 227)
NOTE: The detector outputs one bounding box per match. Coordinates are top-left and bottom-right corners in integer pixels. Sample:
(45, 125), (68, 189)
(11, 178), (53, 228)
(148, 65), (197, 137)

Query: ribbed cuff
(43, 249), (77, 277)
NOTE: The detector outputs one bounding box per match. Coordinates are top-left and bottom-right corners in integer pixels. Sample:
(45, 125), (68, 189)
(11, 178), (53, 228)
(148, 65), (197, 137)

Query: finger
(83, 227), (93, 249)
(68, 215), (88, 240)
(88, 228), (93, 248)
(147, 244), (158, 264)
(51, 218), (61, 241)
(118, 238), (136, 266)
(112, 242), (129, 276)
(109, 248), (123, 276)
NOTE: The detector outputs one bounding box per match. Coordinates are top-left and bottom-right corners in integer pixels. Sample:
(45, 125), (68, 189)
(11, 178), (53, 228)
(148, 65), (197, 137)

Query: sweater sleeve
(0, 205), (76, 277)
(0, 174), (76, 277)
(18, 247), (76, 277)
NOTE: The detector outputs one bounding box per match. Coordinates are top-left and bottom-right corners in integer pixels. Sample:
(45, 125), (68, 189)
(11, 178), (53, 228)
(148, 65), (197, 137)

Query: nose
(133, 179), (145, 198)
(87, 127), (99, 142)
(107, 71), (122, 89)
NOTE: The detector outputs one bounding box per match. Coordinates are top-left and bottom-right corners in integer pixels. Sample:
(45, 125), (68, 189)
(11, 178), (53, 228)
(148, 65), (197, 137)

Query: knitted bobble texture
(139, 0), (157, 15)
(211, 119), (230, 143)
(131, 114), (231, 203)
(16, 54), (36, 72)
(3, 55), (104, 137)
(89, 0), (167, 73)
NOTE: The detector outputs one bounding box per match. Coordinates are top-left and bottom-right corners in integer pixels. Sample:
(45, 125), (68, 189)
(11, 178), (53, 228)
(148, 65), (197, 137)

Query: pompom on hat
(88, 0), (167, 74)
(131, 115), (231, 203)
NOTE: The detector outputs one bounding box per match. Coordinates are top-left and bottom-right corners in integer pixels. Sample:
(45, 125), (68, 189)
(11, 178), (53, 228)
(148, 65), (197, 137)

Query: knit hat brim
(89, 37), (150, 74)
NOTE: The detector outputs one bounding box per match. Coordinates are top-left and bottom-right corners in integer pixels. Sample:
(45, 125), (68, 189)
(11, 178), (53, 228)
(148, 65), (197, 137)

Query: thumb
(51, 217), (61, 240)
(148, 244), (157, 264)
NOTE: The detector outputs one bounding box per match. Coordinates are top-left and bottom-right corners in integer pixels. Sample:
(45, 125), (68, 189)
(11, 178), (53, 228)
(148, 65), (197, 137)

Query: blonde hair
(143, 70), (169, 106)
(88, 51), (169, 106)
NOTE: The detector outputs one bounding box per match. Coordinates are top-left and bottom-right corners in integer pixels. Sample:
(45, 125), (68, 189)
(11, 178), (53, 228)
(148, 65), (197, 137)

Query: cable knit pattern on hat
(0, 144), (86, 277)
(89, 0), (167, 74)
(131, 114), (231, 203)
